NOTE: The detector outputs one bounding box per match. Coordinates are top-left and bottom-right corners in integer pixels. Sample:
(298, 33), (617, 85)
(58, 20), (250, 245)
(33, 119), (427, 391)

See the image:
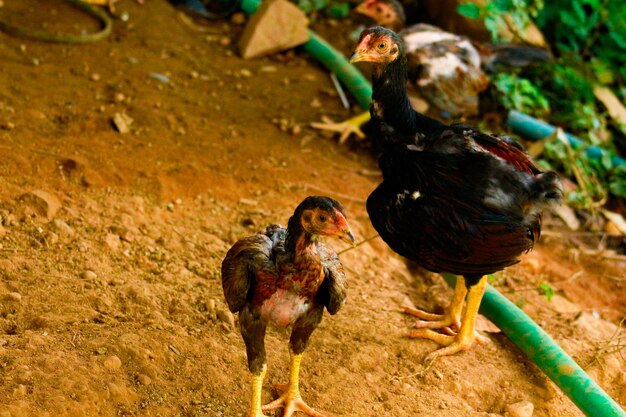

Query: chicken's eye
(377, 42), (386, 50)
(375, 6), (382, 12)
(319, 214), (327, 222)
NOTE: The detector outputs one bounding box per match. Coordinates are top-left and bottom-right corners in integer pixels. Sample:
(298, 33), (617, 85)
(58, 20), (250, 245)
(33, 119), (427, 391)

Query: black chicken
(350, 27), (562, 361)
(221, 196), (354, 417)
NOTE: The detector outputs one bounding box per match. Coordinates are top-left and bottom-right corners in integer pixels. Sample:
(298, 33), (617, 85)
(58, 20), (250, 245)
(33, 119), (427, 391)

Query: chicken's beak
(349, 51), (365, 64)
(339, 229), (356, 246)
(354, 2), (370, 16)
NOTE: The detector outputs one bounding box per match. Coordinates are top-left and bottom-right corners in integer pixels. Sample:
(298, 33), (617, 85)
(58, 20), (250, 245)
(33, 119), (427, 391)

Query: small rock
(14, 384), (27, 396)
(81, 270), (97, 280)
(18, 190), (61, 220)
(219, 36), (231, 47)
(105, 233), (121, 250)
(552, 204), (580, 231)
(602, 209), (626, 235)
(0, 224), (6, 238)
(112, 112), (133, 134)
(149, 72), (170, 83)
(238, 0), (309, 59)
(137, 374), (152, 385)
(505, 400), (534, 417)
(104, 355), (122, 370)
(52, 219), (75, 236)
(1, 211), (16, 227)
(217, 308), (235, 328)
(5, 292), (22, 302)
(260, 65), (277, 72)
(0, 121), (15, 130)
(90, 73), (101, 81)
(240, 69), (252, 77)
(46, 231), (59, 245)
(238, 198), (258, 206)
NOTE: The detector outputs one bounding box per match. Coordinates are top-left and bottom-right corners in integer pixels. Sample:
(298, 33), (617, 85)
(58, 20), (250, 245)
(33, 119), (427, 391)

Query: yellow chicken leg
(248, 364), (269, 417)
(404, 276), (467, 330)
(310, 112), (370, 143)
(262, 352), (325, 417)
(410, 276), (488, 362)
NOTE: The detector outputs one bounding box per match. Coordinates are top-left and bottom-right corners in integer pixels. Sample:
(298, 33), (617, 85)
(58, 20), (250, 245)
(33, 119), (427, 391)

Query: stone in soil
(17, 190), (61, 220)
(238, 0), (309, 59)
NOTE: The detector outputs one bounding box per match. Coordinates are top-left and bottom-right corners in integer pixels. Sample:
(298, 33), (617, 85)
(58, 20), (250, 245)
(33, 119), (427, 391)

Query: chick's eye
(377, 43), (386, 50)
(319, 214), (327, 222)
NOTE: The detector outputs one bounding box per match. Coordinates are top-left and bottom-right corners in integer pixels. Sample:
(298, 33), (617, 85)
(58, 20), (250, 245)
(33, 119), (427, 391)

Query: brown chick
(221, 196), (355, 417)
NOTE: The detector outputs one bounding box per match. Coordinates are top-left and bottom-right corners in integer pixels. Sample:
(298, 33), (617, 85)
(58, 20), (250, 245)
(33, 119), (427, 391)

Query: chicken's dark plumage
(351, 27), (562, 361)
(221, 196), (354, 417)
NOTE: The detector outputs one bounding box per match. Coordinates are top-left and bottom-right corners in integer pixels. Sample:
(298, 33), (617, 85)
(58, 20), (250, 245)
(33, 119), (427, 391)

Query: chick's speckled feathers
(221, 225), (347, 316)
(221, 200), (348, 319)
(220, 196), (353, 417)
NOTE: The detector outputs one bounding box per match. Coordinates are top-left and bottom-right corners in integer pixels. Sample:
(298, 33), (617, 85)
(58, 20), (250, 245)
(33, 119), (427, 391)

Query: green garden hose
(443, 274), (626, 417)
(0, 0), (112, 44)
(507, 110), (626, 168)
(239, 1), (626, 414)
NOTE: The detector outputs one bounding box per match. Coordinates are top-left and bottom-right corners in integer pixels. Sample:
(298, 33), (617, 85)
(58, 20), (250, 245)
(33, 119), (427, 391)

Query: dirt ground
(0, 1), (625, 416)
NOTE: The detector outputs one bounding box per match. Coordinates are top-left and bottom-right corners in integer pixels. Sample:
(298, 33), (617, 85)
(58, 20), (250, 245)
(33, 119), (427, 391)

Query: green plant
(539, 281), (554, 301)
(458, 0), (626, 201)
(491, 73), (550, 116)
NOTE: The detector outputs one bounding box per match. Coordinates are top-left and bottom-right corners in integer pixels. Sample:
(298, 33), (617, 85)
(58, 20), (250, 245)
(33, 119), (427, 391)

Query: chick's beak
(340, 229), (356, 246)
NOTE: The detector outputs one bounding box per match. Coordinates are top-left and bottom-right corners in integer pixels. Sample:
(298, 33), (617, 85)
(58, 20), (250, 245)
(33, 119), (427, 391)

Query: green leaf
(539, 282), (555, 302)
(456, 3), (481, 19)
(328, 1), (349, 18)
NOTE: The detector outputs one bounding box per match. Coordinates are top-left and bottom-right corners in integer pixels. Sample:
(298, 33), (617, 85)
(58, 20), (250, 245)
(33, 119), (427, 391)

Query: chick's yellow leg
(310, 112), (370, 143)
(249, 364), (270, 417)
(411, 277), (488, 362)
(262, 352), (325, 417)
(404, 276), (467, 330)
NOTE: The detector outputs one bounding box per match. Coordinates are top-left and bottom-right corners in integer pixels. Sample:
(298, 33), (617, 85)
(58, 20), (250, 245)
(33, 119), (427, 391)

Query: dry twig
(585, 317), (626, 369)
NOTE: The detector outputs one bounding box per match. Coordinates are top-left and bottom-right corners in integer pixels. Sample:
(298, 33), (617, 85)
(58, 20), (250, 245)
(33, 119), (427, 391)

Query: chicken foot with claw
(403, 276), (467, 330)
(409, 277), (489, 362)
(310, 113), (369, 144)
(262, 352), (325, 417)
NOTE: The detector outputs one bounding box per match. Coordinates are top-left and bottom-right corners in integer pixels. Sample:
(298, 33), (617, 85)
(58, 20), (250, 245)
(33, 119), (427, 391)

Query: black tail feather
(482, 44), (552, 70)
